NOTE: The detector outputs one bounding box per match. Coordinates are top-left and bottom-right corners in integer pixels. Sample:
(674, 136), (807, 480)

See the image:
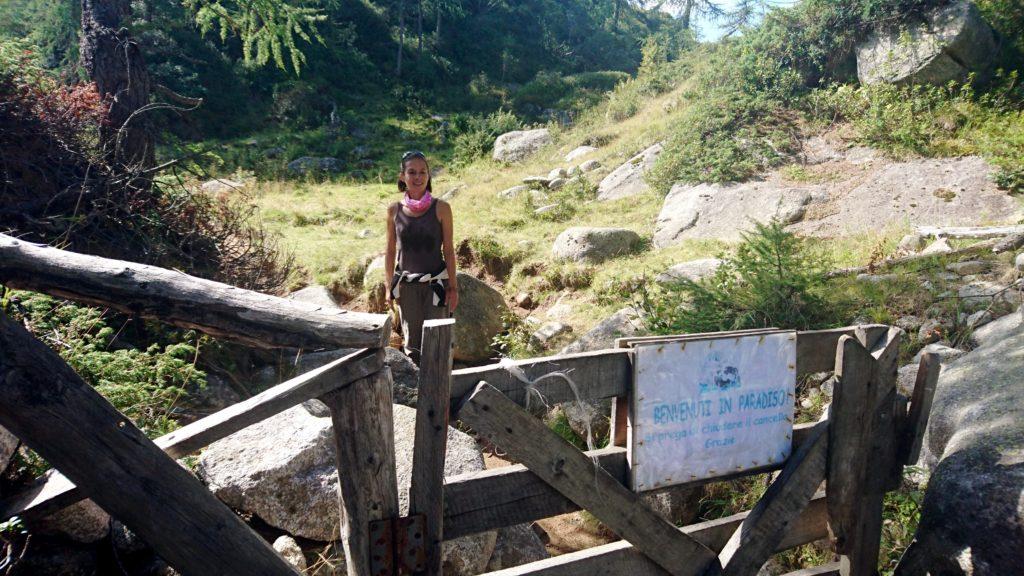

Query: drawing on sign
(700, 352), (741, 393)
(630, 331), (796, 492)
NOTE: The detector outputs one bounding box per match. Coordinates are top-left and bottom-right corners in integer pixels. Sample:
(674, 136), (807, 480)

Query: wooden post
(409, 319), (455, 576)
(828, 331), (900, 576)
(0, 313), (299, 576)
(899, 352), (940, 466)
(457, 383), (720, 576)
(719, 419), (829, 576)
(827, 336), (876, 570)
(320, 368), (400, 576)
(609, 396), (629, 447)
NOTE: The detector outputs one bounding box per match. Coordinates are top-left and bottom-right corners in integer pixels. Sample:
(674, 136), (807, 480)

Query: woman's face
(401, 158), (430, 196)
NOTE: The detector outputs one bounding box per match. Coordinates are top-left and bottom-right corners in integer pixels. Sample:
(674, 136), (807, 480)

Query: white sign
(630, 331), (796, 491)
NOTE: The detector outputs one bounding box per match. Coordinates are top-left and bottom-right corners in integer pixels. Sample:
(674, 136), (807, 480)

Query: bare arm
(385, 204), (397, 303)
(438, 200), (459, 311)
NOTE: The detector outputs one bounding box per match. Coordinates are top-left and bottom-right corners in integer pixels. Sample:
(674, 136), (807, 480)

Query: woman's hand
(447, 282), (459, 312)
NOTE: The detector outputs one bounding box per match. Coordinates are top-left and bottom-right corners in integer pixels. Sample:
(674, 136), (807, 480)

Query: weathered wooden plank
(614, 328), (777, 348)
(444, 447), (629, 539)
(443, 422), (819, 538)
(0, 233), (390, 349)
(843, 328), (901, 576)
(826, 238), (1001, 278)
(719, 419), (829, 576)
(322, 369), (399, 571)
(448, 327), (887, 414)
(450, 349), (632, 412)
(410, 319), (455, 576)
(320, 368), (400, 576)
(916, 224), (1024, 239)
(899, 352), (940, 466)
(827, 336), (876, 555)
(482, 494), (830, 576)
(797, 326), (887, 378)
(780, 563), (841, 576)
(0, 347), (385, 523)
(0, 312), (298, 575)
(457, 383), (720, 576)
(609, 396), (629, 447)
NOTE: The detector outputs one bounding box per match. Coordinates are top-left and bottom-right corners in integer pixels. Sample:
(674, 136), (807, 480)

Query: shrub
(523, 176), (597, 223)
(0, 39), (295, 293)
(648, 0), (961, 188)
(3, 290), (204, 438)
(635, 220), (841, 334)
(450, 109), (522, 165)
(541, 264), (594, 291)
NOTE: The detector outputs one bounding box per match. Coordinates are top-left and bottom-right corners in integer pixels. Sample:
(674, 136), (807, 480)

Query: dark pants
(398, 282), (450, 364)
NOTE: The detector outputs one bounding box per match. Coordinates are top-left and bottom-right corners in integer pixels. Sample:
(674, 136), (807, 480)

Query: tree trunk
(396, 0), (406, 77)
(434, 3), (442, 46)
(613, 0), (621, 29)
(80, 0), (154, 171)
(681, 0), (694, 30)
(417, 0), (423, 58)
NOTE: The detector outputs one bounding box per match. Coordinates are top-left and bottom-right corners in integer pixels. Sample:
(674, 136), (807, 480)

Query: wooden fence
(0, 234), (940, 576)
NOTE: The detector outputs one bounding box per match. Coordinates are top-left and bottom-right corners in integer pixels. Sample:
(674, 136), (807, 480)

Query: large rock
(565, 145), (598, 162)
(654, 182), (813, 247)
(492, 129), (552, 163)
(200, 178), (244, 197)
(655, 258), (724, 285)
(453, 273), (508, 363)
(596, 143), (662, 201)
(552, 227), (642, 263)
(363, 255), (387, 312)
(788, 156), (1020, 238)
(561, 306), (645, 354)
(856, 1), (997, 86)
(485, 524), (549, 571)
(197, 399), (495, 573)
(31, 500), (111, 543)
(255, 347), (419, 407)
(287, 156), (344, 175)
(287, 285), (341, 310)
(1, 423), (17, 474)
(900, 308), (1024, 574)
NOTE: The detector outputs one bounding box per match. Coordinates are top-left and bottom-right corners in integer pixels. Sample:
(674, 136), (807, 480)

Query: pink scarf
(402, 191), (433, 212)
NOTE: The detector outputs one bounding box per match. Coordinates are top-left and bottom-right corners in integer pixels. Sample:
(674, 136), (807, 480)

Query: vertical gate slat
(321, 368), (400, 576)
(0, 313), (298, 576)
(410, 318), (455, 576)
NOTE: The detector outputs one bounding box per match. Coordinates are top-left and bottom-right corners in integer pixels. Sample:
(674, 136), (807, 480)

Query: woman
(385, 151), (458, 364)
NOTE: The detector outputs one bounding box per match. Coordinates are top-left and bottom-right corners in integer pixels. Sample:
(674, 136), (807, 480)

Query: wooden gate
(0, 235), (940, 576)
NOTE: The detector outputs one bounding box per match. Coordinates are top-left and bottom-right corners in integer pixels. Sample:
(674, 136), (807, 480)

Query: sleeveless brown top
(393, 200), (445, 273)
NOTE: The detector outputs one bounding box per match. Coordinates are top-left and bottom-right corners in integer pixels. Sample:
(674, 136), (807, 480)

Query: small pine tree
(638, 220), (838, 334)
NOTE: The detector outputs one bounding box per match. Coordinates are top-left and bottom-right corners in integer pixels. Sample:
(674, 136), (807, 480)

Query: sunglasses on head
(402, 150), (426, 161)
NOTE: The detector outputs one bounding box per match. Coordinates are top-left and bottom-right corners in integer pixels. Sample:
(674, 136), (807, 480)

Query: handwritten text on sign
(631, 332), (796, 491)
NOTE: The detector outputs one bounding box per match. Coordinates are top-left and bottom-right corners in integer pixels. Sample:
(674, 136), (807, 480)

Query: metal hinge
(369, 514), (426, 576)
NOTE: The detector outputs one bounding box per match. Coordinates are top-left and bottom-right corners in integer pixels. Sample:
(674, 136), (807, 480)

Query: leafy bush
(4, 291), (204, 437)
(635, 220), (841, 334)
(807, 71), (1024, 193)
(527, 176), (597, 222)
(648, 0), (961, 188)
(0, 39), (295, 293)
(604, 34), (691, 122)
(541, 264), (594, 291)
(450, 109), (522, 165)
